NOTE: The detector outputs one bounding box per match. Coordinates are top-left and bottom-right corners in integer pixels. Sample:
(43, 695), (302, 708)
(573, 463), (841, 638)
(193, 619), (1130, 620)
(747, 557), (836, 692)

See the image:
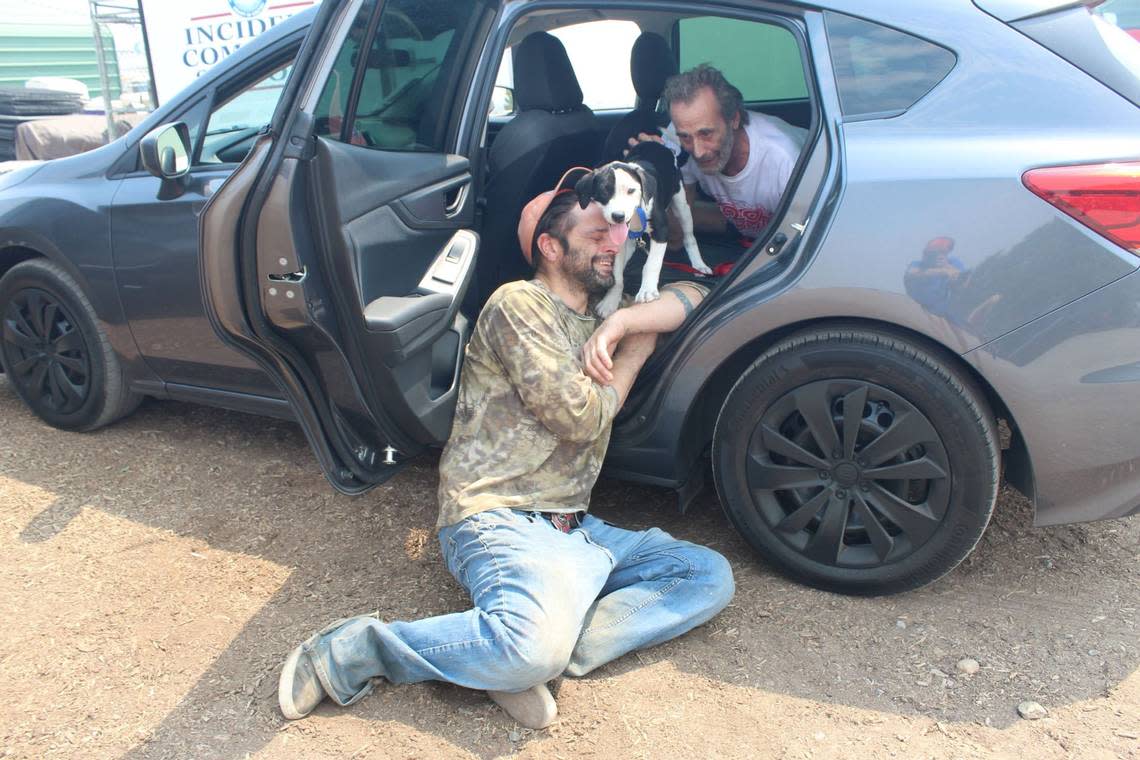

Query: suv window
(199, 62), (292, 165)
(824, 12), (956, 119)
(493, 20), (642, 112)
(315, 0), (483, 151)
(677, 17), (808, 102)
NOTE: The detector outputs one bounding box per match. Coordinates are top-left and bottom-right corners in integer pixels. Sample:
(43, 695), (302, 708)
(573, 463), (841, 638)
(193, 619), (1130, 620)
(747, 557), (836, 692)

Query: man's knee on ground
(477, 608), (578, 690)
(697, 547), (735, 615)
(674, 543), (734, 617)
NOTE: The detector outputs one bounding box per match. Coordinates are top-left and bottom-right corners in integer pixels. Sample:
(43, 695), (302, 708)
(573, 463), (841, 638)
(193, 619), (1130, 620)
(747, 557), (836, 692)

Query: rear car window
(677, 17), (808, 102)
(823, 12), (956, 119)
(493, 20), (642, 112)
(1013, 3), (1140, 108)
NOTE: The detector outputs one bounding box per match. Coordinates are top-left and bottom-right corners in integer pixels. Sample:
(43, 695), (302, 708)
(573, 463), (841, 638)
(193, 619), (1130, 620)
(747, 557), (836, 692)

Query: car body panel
(967, 269), (1140, 526)
(0, 143), (162, 388)
(109, 164), (279, 396)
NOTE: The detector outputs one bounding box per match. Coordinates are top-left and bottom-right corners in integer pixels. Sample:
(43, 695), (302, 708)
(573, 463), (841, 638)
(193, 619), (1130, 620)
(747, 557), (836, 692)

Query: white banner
(140, 0), (321, 106)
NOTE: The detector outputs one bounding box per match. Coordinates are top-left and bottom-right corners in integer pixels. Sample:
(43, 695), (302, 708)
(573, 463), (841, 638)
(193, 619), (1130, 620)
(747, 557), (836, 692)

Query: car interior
(473, 8), (816, 311)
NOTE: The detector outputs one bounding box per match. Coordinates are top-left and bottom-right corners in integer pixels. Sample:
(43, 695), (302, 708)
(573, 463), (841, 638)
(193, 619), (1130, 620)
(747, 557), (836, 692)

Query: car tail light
(1023, 161), (1140, 255)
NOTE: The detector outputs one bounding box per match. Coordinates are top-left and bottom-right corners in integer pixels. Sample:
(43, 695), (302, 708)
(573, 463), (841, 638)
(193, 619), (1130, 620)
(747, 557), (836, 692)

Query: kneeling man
(278, 169), (735, 728)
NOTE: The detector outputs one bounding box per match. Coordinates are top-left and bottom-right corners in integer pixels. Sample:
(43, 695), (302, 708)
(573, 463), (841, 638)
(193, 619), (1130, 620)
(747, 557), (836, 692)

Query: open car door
(200, 0), (496, 494)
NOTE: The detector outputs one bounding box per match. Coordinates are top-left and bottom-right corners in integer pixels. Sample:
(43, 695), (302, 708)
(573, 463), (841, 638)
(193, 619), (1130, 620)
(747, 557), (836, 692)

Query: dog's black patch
(626, 141), (682, 244)
(575, 169), (616, 209)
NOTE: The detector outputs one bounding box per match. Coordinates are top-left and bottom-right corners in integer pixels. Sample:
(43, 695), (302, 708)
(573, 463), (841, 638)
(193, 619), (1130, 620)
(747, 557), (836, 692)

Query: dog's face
(576, 163), (646, 226)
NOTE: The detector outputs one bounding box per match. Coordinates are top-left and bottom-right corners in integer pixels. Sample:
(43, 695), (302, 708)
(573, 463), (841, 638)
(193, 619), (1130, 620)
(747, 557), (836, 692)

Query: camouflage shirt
(436, 279), (621, 528)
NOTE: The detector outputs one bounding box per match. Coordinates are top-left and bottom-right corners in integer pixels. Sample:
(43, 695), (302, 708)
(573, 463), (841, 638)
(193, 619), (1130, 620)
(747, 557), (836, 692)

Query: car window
(677, 17), (808, 102)
(314, 0), (484, 152)
(824, 12), (957, 119)
(198, 62), (293, 165)
(493, 20), (642, 113)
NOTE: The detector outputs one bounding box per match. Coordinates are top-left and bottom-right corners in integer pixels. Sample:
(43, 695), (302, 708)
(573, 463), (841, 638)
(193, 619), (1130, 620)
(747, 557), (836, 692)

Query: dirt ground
(1, 376), (1137, 760)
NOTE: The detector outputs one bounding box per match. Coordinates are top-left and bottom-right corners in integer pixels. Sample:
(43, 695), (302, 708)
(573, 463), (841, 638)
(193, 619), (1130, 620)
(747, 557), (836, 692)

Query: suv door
(201, 0), (495, 493)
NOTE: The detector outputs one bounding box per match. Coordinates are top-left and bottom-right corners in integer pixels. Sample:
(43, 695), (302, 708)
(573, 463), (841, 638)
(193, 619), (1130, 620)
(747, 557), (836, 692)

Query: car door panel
(202, 0), (493, 493)
(110, 167), (280, 396)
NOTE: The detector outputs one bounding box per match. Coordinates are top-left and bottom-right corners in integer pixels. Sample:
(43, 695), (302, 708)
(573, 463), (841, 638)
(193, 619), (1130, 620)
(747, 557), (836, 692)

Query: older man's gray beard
(697, 126), (737, 175)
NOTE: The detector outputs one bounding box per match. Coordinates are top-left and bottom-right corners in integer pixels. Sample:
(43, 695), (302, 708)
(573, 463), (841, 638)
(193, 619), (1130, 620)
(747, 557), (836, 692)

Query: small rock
(930, 668), (949, 678)
(957, 658), (980, 676)
(508, 728), (522, 743)
(814, 731), (826, 741)
(1017, 701), (1048, 720)
(1087, 649), (1100, 657)
(896, 619), (907, 629)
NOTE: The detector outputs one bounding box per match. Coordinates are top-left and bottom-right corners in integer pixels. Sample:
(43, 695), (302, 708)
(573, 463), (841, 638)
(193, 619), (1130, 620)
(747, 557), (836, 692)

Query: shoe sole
(278, 643), (309, 720)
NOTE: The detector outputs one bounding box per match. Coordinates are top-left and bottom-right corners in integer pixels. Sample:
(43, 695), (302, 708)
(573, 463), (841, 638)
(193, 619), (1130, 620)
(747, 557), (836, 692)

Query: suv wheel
(0, 258), (139, 431)
(712, 327), (999, 595)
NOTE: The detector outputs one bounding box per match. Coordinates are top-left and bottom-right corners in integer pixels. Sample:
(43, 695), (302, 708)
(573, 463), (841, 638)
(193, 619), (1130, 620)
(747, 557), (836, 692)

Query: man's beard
(561, 243), (615, 297)
(696, 126), (736, 175)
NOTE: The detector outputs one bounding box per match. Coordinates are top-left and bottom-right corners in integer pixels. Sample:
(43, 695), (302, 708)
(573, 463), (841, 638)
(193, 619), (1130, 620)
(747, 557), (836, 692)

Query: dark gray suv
(1, 0), (1138, 595)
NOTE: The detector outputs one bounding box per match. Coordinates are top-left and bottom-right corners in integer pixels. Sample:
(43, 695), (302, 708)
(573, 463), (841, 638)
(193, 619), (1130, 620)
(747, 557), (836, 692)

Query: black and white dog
(575, 139), (711, 318)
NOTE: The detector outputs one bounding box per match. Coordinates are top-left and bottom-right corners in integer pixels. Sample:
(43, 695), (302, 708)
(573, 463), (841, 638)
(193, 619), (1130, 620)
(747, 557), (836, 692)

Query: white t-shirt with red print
(679, 112), (807, 239)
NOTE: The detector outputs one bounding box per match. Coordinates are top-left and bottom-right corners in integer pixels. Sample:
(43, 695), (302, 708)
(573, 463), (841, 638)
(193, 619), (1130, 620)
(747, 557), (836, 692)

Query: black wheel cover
(2, 287), (92, 415)
(745, 379), (951, 569)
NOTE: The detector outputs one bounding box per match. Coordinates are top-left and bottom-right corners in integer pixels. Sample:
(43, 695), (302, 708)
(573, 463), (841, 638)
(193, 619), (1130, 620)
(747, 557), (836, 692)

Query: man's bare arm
(582, 283), (706, 385)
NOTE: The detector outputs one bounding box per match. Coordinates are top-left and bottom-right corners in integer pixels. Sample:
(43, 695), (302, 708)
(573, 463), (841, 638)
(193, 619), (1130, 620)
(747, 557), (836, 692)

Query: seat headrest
(513, 32), (584, 112)
(631, 33), (677, 105)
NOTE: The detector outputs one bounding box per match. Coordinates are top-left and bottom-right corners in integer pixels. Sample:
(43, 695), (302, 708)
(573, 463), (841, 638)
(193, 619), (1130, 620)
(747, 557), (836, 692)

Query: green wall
(679, 17), (807, 102)
(0, 24), (120, 99)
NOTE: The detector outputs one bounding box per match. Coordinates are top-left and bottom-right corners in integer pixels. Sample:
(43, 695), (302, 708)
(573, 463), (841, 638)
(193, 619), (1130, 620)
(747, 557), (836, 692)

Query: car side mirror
(140, 122), (190, 181)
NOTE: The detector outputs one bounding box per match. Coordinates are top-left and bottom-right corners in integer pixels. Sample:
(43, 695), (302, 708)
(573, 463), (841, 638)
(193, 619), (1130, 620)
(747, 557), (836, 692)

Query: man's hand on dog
(625, 132), (665, 156)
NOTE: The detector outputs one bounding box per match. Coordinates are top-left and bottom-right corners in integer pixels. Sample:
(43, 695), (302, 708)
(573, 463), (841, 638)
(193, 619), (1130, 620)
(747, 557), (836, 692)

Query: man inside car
(632, 64), (807, 249)
(277, 168), (734, 729)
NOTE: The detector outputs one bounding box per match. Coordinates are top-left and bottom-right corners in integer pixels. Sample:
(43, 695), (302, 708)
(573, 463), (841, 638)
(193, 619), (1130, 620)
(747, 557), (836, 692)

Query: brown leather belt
(539, 511), (585, 533)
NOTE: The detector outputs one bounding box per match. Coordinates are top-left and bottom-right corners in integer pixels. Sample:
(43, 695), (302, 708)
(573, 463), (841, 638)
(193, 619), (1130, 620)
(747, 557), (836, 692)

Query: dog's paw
(634, 287), (660, 304)
(693, 262), (713, 276)
(594, 292), (623, 319)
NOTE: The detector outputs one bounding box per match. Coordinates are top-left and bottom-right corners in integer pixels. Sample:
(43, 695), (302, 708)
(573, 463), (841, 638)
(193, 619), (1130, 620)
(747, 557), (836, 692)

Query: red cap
(518, 166), (592, 265)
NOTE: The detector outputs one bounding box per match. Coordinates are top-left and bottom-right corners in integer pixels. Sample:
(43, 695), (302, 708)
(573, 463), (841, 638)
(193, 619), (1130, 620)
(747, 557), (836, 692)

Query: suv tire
(712, 326), (999, 595)
(0, 258), (140, 431)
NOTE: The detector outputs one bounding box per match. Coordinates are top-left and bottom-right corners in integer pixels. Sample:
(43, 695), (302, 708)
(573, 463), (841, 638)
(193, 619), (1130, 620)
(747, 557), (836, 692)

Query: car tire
(712, 326), (999, 596)
(0, 258), (140, 431)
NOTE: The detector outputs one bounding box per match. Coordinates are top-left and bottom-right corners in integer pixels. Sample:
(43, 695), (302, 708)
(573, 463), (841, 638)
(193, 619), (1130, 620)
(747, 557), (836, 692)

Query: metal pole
(88, 2), (117, 144)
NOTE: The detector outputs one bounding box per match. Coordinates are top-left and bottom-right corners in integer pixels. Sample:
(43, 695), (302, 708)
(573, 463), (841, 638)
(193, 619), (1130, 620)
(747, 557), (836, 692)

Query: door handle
(444, 182), (469, 218)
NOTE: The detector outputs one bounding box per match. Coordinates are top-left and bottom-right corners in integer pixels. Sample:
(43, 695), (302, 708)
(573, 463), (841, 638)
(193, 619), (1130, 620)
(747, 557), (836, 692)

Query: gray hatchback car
(0, 0), (1138, 595)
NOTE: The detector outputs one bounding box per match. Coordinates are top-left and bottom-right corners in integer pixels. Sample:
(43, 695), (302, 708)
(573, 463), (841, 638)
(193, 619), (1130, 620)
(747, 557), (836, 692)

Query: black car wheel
(712, 327), (999, 595)
(0, 258), (139, 431)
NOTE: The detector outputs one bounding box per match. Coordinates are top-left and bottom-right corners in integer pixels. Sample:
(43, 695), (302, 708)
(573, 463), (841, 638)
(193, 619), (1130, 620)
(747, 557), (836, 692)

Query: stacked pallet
(0, 87), (84, 160)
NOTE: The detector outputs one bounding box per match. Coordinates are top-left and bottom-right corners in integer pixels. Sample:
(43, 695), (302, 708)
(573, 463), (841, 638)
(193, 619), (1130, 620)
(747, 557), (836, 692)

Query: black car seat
(471, 32), (602, 310)
(599, 32), (678, 164)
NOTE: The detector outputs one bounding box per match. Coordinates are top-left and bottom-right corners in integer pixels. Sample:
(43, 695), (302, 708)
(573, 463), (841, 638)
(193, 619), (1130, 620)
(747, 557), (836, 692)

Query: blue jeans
(306, 508), (735, 704)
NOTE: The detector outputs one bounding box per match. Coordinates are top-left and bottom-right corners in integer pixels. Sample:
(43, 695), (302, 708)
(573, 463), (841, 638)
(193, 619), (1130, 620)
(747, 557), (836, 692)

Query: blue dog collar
(628, 206), (649, 238)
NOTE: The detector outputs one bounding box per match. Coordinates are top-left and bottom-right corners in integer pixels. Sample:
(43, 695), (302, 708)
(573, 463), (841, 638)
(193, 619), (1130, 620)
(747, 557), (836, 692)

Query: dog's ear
(634, 165), (657, 203)
(575, 172), (596, 209)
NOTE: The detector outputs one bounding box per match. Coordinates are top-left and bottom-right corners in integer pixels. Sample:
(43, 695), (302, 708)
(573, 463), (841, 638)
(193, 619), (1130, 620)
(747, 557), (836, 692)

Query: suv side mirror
(140, 122), (191, 180)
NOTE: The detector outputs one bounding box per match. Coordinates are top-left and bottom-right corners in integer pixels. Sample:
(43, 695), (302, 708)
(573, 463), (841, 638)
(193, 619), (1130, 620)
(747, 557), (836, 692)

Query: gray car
(1, 0), (1137, 595)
